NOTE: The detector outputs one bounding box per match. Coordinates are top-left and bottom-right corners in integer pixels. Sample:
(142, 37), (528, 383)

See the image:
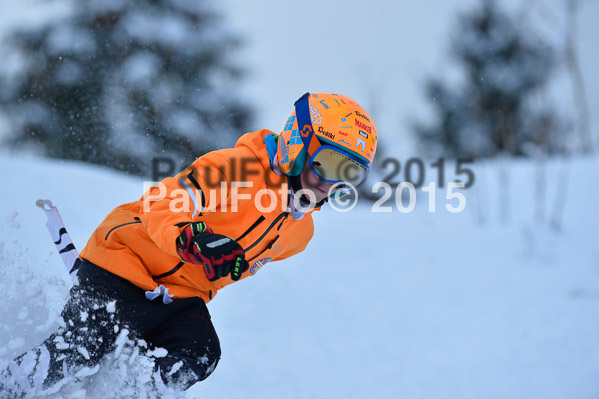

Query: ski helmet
(277, 92), (377, 186)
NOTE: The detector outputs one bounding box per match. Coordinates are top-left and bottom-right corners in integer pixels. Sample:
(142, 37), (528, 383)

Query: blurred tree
(0, 0), (252, 176)
(414, 0), (566, 158)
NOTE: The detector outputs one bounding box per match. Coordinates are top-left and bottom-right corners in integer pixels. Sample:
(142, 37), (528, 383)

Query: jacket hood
(233, 129), (276, 175)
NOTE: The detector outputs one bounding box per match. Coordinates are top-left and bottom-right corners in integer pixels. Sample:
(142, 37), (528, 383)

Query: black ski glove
(176, 222), (249, 281)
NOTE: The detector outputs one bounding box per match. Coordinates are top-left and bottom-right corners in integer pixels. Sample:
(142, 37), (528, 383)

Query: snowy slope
(0, 153), (598, 398)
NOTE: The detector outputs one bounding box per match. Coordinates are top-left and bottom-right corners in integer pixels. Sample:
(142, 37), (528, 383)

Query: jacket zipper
(105, 217), (141, 240)
(243, 212), (289, 253)
(277, 213), (289, 231)
(152, 261), (185, 280)
(248, 234), (280, 263)
(235, 215), (266, 242)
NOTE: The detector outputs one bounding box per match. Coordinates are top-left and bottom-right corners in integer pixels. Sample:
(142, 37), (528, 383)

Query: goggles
(294, 93), (370, 188)
(309, 145), (370, 186)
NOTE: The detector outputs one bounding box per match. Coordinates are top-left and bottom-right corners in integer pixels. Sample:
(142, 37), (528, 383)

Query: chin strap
(315, 197), (329, 207)
(288, 174), (302, 194)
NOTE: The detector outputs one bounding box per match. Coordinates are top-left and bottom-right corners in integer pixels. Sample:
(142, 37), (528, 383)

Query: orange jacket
(80, 129), (316, 302)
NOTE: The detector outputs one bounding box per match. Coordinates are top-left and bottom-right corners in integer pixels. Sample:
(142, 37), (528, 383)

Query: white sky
(1, 0), (597, 156)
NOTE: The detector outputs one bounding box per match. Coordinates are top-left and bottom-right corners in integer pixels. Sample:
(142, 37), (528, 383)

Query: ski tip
(36, 199), (55, 210)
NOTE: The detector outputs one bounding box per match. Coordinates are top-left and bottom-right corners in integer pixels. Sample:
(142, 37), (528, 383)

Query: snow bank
(0, 154), (598, 398)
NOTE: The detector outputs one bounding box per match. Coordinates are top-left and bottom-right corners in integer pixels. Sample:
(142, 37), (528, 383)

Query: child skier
(1, 92), (378, 395)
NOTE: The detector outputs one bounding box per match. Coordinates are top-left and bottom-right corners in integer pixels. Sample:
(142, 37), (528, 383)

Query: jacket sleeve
(138, 151), (232, 258)
(272, 214), (315, 262)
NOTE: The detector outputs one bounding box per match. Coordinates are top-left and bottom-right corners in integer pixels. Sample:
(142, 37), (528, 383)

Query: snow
(77, 346), (90, 361)
(168, 361), (183, 376)
(120, 52), (163, 88)
(46, 25), (97, 56)
(55, 60), (84, 86)
(0, 0), (597, 396)
(117, 11), (198, 50)
(0, 153), (598, 398)
(106, 301), (117, 314)
(146, 348), (168, 359)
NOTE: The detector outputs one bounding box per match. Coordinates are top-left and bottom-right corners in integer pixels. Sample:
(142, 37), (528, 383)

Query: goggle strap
(294, 92), (321, 156)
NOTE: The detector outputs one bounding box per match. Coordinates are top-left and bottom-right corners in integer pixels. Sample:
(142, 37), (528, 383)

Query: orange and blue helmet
(277, 92), (377, 186)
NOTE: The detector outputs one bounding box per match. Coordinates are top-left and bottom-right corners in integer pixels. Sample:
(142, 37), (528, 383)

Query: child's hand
(176, 222), (249, 281)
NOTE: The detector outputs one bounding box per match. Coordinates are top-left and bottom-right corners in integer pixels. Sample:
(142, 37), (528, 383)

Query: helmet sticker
(356, 138), (366, 152)
(317, 126), (335, 140)
(339, 138), (352, 146)
(309, 102), (322, 124)
(355, 119), (371, 133)
(355, 110), (371, 122)
(338, 130), (349, 136)
(359, 130), (368, 138)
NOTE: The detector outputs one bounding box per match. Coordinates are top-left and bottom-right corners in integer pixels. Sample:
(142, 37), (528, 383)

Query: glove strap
(176, 222), (211, 261)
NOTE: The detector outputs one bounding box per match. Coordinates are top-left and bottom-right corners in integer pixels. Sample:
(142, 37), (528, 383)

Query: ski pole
(35, 199), (80, 279)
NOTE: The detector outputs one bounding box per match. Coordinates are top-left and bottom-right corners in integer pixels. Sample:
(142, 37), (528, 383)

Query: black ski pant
(3, 259), (220, 393)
